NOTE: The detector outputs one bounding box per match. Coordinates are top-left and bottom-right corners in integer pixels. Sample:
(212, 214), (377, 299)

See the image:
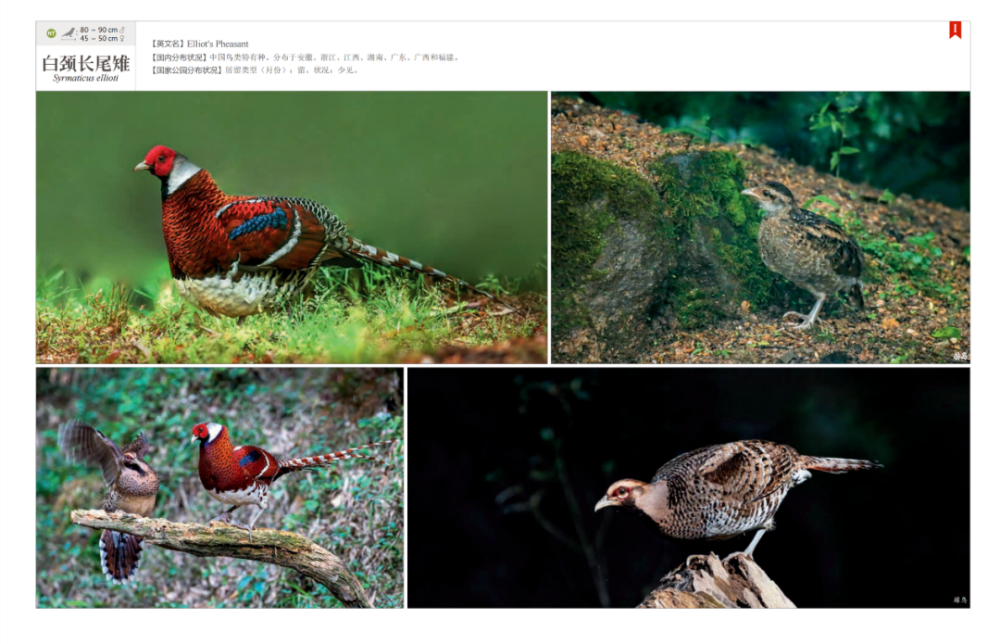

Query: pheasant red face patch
(143, 145), (177, 177)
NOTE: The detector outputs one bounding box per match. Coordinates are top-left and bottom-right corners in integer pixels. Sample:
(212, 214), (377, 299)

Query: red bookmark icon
(949, 21), (962, 39)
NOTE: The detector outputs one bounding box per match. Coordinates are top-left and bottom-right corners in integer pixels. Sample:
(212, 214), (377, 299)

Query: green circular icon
(46, 28), (56, 38)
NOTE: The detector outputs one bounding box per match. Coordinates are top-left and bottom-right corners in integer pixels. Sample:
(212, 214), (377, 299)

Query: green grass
(36, 261), (545, 364)
(36, 368), (403, 608)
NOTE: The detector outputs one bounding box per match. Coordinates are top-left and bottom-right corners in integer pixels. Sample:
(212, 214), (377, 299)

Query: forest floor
(36, 264), (547, 364)
(551, 97), (970, 364)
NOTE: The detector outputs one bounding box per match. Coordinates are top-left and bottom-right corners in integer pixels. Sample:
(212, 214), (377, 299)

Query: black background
(407, 368), (970, 608)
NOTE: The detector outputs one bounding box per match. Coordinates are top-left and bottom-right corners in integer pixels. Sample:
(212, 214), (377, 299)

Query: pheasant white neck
(166, 155), (202, 196)
(204, 422), (225, 444)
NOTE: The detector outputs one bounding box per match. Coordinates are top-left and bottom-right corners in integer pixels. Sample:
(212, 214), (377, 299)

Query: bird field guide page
(0, 2), (993, 643)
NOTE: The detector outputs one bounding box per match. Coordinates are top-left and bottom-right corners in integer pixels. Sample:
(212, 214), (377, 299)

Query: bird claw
(209, 514), (251, 536)
(722, 551), (753, 564)
(781, 311), (819, 330)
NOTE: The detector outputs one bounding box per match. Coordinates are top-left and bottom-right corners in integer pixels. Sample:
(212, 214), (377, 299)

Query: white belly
(175, 264), (315, 318)
(206, 482), (269, 508)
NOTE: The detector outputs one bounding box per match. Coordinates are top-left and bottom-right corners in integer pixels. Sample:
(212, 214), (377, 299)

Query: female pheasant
(742, 181), (864, 330)
(134, 145), (518, 321)
(191, 422), (396, 541)
(595, 440), (880, 560)
(58, 420), (160, 583)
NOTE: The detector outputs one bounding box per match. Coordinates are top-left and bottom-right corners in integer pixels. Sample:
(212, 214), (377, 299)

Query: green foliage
(878, 189), (897, 204)
(931, 326), (962, 339)
(803, 195), (840, 211)
(36, 369), (404, 608)
(590, 91), (969, 209)
(36, 262), (540, 363)
(808, 95), (861, 176)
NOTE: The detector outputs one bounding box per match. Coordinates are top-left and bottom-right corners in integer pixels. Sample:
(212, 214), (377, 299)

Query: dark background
(571, 92), (970, 210)
(408, 368), (970, 608)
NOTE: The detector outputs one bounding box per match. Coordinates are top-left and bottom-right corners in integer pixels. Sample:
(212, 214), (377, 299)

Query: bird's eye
(125, 454), (134, 461)
(616, 487), (629, 498)
(158, 156), (165, 162)
(763, 190), (773, 198)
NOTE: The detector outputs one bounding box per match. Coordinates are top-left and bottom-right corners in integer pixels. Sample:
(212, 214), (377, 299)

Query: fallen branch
(638, 553), (795, 608)
(71, 509), (373, 608)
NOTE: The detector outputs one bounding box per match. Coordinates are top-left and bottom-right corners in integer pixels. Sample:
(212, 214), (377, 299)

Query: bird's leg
(236, 316), (246, 327)
(244, 505), (268, 543)
(783, 294), (825, 330)
(723, 528), (767, 563)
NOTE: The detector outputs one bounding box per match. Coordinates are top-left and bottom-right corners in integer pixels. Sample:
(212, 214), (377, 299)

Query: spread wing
(58, 420), (121, 486)
(121, 432), (151, 460)
(791, 208), (864, 279)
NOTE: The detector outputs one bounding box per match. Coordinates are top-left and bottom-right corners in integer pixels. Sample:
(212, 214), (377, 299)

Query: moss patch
(651, 150), (781, 328)
(551, 151), (663, 337)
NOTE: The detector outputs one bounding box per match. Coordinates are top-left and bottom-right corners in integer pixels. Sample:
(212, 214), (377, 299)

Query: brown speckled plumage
(595, 440), (880, 558)
(58, 420), (160, 583)
(743, 181), (864, 329)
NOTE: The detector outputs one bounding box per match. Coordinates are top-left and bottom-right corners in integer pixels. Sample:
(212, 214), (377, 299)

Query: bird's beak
(741, 187), (758, 197)
(594, 496), (614, 512)
(134, 162), (151, 173)
(190, 436), (198, 444)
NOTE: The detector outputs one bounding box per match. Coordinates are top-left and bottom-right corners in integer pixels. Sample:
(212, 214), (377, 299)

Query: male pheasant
(191, 422), (396, 541)
(594, 440), (880, 559)
(742, 181), (865, 330)
(58, 420), (160, 583)
(134, 145), (518, 321)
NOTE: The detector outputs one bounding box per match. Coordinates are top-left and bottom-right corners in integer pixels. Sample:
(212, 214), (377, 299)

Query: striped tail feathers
(99, 529), (144, 584)
(277, 439), (399, 476)
(801, 455), (882, 473)
(336, 236), (524, 315)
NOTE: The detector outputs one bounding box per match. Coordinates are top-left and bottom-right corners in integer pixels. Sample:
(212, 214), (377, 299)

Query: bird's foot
(209, 512), (233, 526)
(781, 311), (819, 330)
(722, 550), (754, 564)
(210, 514), (253, 540)
(685, 554), (706, 567)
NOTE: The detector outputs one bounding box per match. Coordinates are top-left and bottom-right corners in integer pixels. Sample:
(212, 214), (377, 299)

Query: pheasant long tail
(276, 439), (398, 476)
(338, 236), (523, 315)
(801, 455), (882, 473)
(99, 529), (145, 584)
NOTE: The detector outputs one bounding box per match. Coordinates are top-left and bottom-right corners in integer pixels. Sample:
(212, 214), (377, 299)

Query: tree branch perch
(71, 509), (373, 608)
(638, 553), (795, 608)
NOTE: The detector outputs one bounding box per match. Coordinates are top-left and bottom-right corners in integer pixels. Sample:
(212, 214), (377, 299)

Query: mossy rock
(553, 149), (783, 362)
(552, 151), (668, 362)
(650, 150), (783, 329)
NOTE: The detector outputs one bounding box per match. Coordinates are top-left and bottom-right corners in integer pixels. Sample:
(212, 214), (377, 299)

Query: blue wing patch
(239, 451), (262, 467)
(228, 207), (288, 240)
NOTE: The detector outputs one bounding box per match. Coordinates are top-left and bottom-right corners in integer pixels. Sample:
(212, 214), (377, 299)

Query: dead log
(638, 553), (795, 608)
(71, 509), (372, 608)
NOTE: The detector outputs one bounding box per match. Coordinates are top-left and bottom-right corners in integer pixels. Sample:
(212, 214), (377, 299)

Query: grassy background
(36, 263), (546, 363)
(36, 368), (404, 608)
(37, 91), (547, 293)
